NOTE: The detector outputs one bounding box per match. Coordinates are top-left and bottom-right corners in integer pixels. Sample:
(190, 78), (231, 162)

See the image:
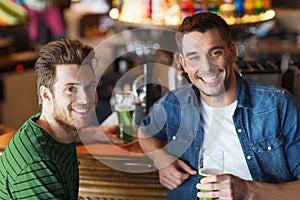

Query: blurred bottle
(262, 0), (271, 11)
(152, 0), (168, 24)
(112, 0), (122, 10)
(254, 0), (263, 14)
(244, 0), (254, 15)
(145, 0), (152, 19)
(234, 0), (244, 17)
(120, 0), (147, 23)
(165, 0), (181, 25)
(193, 0), (208, 14)
(206, 0), (223, 13)
(179, 0), (194, 19)
(220, 0), (235, 18)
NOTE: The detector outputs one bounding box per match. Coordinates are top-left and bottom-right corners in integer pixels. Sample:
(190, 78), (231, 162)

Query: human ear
(179, 54), (188, 72)
(230, 42), (237, 58)
(39, 86), (53, 105)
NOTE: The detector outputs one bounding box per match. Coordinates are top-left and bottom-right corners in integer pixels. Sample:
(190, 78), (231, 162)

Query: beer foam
(115, 105), (135, 112)
(199, 168), (222, 176)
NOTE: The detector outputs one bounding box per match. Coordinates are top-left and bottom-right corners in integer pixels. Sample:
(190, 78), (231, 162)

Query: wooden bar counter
(0, 129), (166, 200)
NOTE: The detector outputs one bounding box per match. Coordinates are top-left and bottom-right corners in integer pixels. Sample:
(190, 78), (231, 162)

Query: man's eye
(86, 84), (96, 91)
(188, 55), (199, 61)
(67, 87), (76, 93)
(210, 50), (224, 57)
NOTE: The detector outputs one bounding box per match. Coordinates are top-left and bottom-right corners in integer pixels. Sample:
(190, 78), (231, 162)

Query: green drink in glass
(113, 91), (136, 144)
(198, 148), (224, 200)
(115, 105), (135, 144)
(198, 168), (223, 200)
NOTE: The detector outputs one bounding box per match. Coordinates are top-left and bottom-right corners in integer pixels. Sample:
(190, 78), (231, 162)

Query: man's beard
(54, 114), (77, 132)
(53, 104), (94, 133)
(200, 72), (229, 98)
(200, 81), (227, 97)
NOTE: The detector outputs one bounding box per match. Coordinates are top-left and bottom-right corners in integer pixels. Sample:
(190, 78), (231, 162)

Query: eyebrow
(64, 83), (79, 87)
(64, 81), (97, 87)
(185, 51), (198, 57)
(210, 45), (225, 51)
(184, 45), (225, 57)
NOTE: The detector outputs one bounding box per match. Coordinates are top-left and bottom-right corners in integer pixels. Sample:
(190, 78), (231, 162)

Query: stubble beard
(53, 107), (77, 133)
(199, 70), (229, 98)
(53, 104), (92, 134)
(200, 80), (227, 97)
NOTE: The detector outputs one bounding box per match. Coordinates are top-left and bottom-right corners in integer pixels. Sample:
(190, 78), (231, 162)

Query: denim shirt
(140, 73), (300, 200)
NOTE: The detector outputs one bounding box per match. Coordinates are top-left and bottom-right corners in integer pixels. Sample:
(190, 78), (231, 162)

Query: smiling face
(179, 28), (237, 105)
(52, 64), (97, 130)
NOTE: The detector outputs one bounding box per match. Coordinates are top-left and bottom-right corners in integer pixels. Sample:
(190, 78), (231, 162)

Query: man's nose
(75, 89), (90, 104)
(198, 54), (218, 73)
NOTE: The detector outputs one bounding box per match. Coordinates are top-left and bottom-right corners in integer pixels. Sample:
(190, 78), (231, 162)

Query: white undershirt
(200, 99), (253, 180)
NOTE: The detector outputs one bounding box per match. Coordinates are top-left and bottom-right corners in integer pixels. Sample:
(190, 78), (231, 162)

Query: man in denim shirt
(138, 12), (300, 200)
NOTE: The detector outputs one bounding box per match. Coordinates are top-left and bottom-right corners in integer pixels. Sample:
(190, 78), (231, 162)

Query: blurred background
(0, 1), (300, 199)
(0, 0), (299, 131)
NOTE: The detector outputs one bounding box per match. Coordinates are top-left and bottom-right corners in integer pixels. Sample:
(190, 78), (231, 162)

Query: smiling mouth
(72, 106), (91, 115)
(199, 73), (220, 84)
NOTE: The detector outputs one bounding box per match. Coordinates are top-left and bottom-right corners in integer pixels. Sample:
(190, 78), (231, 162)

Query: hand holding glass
(198, 148), (224, 200)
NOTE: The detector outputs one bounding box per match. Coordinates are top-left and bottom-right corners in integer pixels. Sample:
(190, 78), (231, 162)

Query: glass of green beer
(198, 147), (224, 200)
(113, 91), (136, 144)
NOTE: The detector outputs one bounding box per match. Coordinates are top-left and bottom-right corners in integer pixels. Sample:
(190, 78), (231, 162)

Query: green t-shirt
(0, 112), (79, 199)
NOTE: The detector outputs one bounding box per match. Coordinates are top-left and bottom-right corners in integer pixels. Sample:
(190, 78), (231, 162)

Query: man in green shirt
(0, 38), (119, 199)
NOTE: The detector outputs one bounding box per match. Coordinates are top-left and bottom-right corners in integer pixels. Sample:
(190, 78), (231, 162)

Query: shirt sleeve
(281, 91), (300, 178)
(11, 160), (66, 199)
(140, 100), (169, 140)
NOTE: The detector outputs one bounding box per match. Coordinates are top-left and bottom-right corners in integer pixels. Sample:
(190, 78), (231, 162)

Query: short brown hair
(176, 12), (232, 51)
(35, 38), (95, 106)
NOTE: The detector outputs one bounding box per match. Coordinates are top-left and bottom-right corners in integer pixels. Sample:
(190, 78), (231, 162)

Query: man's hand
(158, 157), (197, 190)
(98, 125), (124, 144)
(77, 125), (124, 145)
(197, 173), (300, 200)
(196, 174), (252, 200)
(138, 130), (197, 190)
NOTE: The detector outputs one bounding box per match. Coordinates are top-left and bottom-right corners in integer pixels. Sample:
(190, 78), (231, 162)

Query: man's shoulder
(244, 80), (287, 101)
(238, 78), (294, 110)
(246, 80), (283, 92)
(14, 113), (43, 143)
(159, 84), (196, 104)
(1, 113), (47, 168)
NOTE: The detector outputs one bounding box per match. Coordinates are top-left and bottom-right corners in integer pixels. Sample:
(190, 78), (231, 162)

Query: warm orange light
(109, 8), (119, 20)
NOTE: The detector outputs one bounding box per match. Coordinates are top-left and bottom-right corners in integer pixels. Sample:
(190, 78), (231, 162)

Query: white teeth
(73, 108), (88, 114)
(201, 74), (219, 83)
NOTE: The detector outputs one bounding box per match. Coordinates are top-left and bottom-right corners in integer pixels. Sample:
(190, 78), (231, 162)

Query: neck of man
(36, 112), (78, 144)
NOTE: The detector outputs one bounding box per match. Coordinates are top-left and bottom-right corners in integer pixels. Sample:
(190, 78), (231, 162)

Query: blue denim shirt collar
(183, 71), (246, 108)
(235, 72), (252, 109)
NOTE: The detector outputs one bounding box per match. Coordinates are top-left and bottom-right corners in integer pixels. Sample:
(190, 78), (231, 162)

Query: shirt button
(172, 136), (176, 140)
(267, 146), (272, 151)
(247, 155), (252, 160)
(237, 128), (242, 133)
(196, 146), (200, 150)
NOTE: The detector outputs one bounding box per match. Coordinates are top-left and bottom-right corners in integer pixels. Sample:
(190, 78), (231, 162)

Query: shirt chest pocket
(251, 134), (289, 176)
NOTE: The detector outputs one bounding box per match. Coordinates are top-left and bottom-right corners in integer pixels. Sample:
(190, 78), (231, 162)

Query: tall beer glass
(114, 91), (135, 144)
(198, 147), (224, 200)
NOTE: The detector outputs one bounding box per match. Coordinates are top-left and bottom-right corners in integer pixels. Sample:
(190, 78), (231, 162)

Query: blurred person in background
(17, 0), (69, 45)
